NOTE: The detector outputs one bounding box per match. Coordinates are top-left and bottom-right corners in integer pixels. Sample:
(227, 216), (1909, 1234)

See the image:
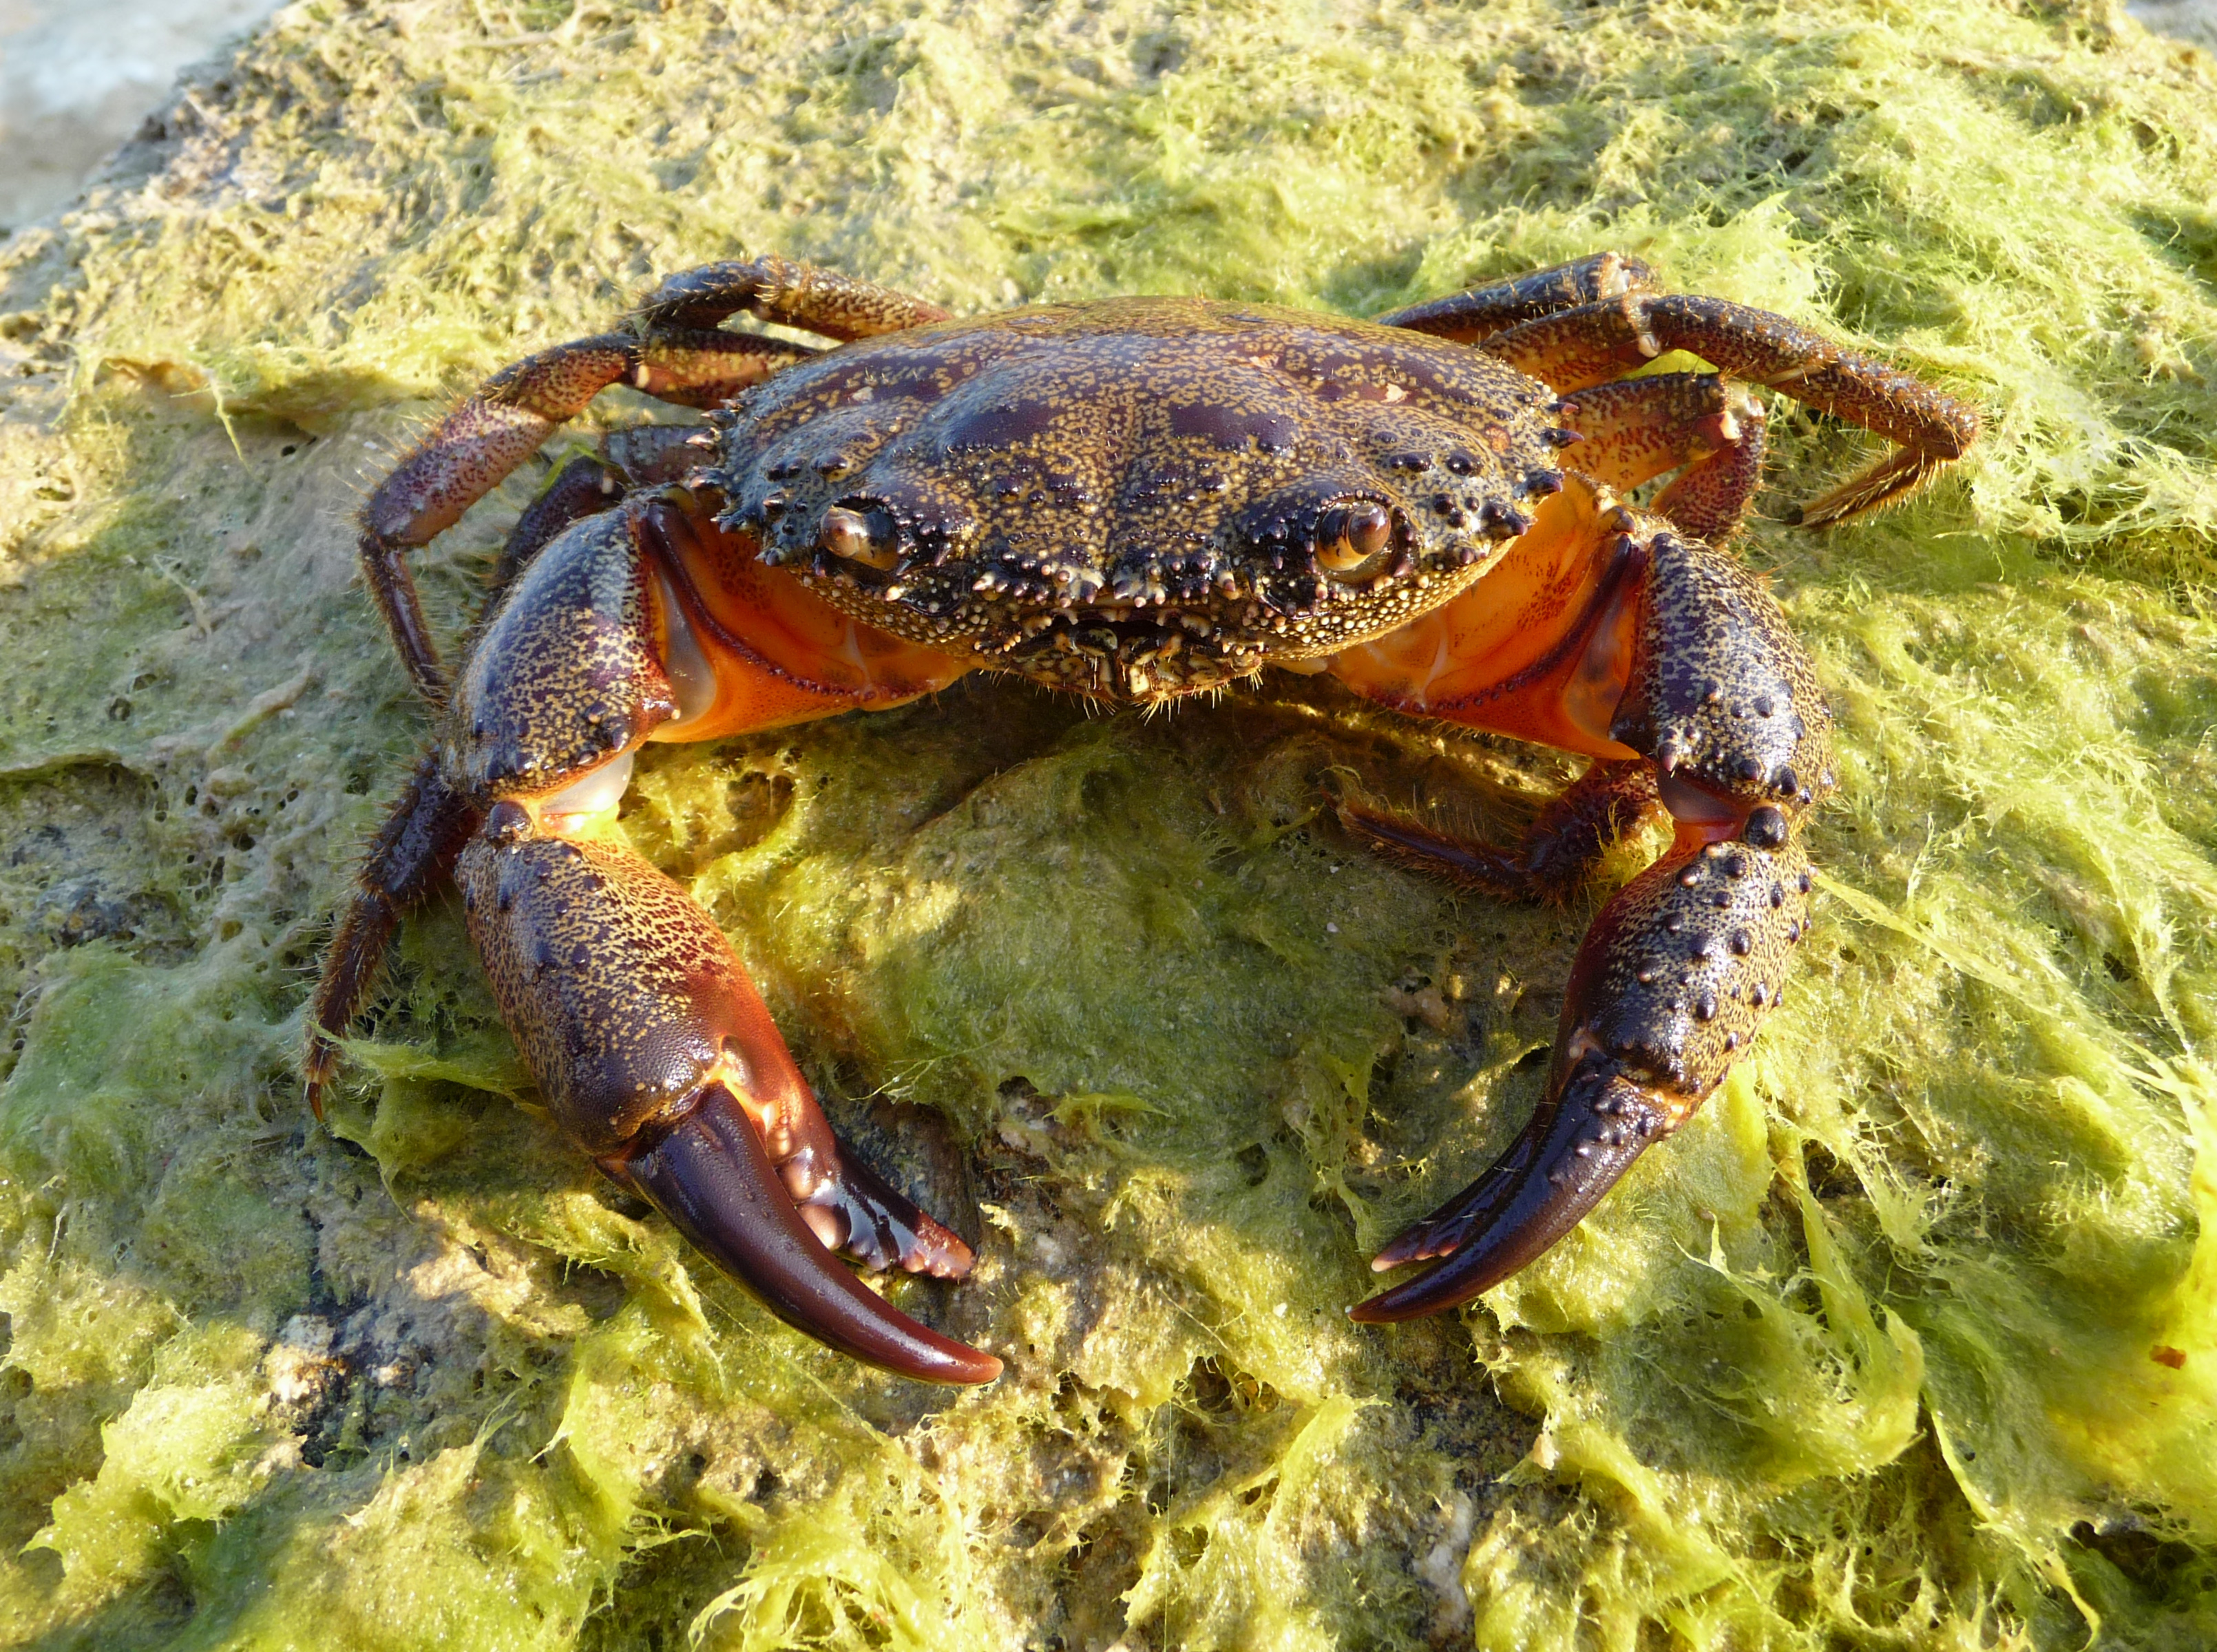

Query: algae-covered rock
(0, 0), (2213, 1645)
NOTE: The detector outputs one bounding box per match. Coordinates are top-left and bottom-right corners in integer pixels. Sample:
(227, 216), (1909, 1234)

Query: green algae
(0, 0), (2213, 1646)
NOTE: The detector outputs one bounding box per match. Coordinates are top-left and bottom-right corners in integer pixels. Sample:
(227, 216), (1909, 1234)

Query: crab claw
(459, 825), (1000, 1385)
(1353, 828), (1815, 1323)
(601, 1085), (1000, 1383)
(1349, 1061), (1674, 1322)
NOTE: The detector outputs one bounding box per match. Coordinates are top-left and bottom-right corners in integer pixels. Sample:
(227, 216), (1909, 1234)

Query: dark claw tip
(303, 1037), (336, 1121)
(1349, 1067), (1670, 1324)
(613, 1087), (1001, 1385)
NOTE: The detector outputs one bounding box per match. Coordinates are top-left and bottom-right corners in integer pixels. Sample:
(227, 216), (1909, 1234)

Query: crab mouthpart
(1002, 611), (1260, 700)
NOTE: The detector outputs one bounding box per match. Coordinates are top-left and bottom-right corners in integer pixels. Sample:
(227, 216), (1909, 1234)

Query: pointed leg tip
(1336, 802), (1533, 900)
(302, 1053), (332, 1122)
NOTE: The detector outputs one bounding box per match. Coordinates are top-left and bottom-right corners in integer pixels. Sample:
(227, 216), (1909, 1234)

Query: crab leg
(1552, 372), (1771, 543)
(1378, 252), (1658, 344)
(361, 330), (810, 703)
(358, 257), (949, 704)
(1339, 757), (1661, 906)
(633, 255), (953, 339)
(1476, 288), (1979, 524)
(487, 453), (626, 597)
(1332, 477), (1831, 1320)
(304, 756), (479, 1113)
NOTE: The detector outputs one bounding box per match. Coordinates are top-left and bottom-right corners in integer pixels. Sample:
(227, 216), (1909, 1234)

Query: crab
(305, 253), (1976, 1385)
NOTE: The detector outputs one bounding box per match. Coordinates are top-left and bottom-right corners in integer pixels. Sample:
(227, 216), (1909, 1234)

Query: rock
(0, 2), (2214, 1647)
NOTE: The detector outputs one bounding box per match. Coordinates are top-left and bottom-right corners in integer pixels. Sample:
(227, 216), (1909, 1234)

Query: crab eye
(1315, 501), (1394, 576)
(818, 505), (901, 571)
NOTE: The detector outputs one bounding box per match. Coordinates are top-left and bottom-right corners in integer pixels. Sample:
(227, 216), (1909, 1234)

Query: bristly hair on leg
(1791, 447), (1953, 527)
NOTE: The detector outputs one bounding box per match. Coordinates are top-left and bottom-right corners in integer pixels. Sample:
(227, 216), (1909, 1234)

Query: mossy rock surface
(1, 1), (2214, 1646)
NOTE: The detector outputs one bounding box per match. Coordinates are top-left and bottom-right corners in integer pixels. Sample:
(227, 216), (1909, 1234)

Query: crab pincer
(1353, 828), (1818, 1317)
(1347, 520), (1831, 1320)
(461, 823), (998, 1382)
(429, 487), (993, 1382)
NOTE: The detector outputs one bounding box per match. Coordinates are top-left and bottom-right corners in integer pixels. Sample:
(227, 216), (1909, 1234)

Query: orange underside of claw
(1327, 478), (1641, 761)
(644, 507), (972, 738)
